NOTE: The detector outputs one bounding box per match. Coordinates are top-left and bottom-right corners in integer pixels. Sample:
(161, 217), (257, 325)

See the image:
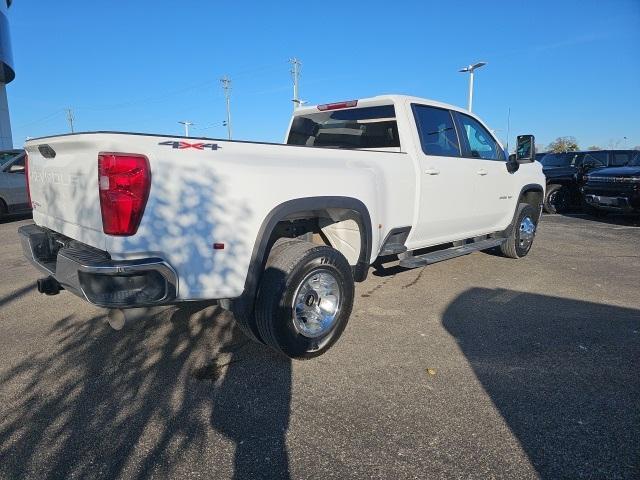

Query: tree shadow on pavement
(0, 303), (292, 480)
(442, 288), (640, 479)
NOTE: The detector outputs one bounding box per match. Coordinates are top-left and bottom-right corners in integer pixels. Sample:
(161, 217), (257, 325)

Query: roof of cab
(294, 94), (470, 116)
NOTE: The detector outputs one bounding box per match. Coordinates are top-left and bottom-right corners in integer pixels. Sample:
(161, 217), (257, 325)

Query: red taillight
(25, 152), (32, 208)
(317, 100), (358, 111)
(98, 153), (151, 236)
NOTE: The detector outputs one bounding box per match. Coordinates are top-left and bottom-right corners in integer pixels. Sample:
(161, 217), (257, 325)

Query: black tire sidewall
(546, 185), (568, 214)
(270, 248), (354, 359)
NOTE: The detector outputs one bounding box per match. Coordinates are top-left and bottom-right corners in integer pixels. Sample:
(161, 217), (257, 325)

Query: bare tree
(547, 136), (579, 153)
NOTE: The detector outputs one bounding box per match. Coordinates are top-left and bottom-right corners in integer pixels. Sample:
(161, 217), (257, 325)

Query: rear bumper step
(19, 224), (178, 308)
(399, 238), (505, 269)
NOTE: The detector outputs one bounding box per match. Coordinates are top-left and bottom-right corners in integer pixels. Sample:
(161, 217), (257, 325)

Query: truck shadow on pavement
(560, 212), (640, 227)
(442, 288), (639, 479)
(0, 303), (292, 480)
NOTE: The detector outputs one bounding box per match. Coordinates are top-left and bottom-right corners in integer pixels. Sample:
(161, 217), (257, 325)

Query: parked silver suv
(0, 149), (30, 217)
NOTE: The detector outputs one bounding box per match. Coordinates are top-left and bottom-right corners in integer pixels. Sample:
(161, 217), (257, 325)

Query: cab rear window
(287, 105), (400, 149)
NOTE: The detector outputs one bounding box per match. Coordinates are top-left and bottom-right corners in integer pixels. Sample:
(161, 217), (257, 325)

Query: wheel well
(237, 197), (372, 318)
(520, 187), (544, 221)
(268, 207), (364, 269)
(0, 197), (7, 215)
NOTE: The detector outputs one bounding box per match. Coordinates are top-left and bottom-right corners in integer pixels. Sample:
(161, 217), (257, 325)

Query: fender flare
(242, 196), (373, 302)
(500, 184), (544, 237)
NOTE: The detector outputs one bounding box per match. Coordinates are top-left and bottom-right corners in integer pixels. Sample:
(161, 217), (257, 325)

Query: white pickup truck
(20, 95), (545, 358)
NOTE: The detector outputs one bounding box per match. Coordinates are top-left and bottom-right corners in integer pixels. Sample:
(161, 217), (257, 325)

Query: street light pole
(178, 121), (193, 137)
(459, 62), (487, 112)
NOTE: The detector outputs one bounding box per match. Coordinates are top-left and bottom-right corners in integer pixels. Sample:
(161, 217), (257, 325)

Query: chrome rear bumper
(19, 224), (178, 308)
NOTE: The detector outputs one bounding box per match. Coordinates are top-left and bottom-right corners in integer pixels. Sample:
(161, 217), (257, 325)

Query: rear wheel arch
(241, 196), (372, 305)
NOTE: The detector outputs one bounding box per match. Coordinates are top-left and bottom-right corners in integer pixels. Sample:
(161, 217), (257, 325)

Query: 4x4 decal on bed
(158, 140), (220, 150)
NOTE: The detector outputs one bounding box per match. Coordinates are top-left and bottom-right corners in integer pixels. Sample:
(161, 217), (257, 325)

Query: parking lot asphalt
(0, 213), (638, 480)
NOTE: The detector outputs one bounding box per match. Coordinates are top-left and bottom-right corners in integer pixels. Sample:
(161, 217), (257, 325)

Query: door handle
(477, 169), (488, 176)
(424, 168), (440, 175)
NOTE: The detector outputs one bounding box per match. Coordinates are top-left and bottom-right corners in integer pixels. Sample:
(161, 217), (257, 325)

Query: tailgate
(25, 135), (105, 249)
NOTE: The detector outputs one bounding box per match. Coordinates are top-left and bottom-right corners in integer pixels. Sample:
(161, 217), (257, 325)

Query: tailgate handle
(38, 144), (57, 159)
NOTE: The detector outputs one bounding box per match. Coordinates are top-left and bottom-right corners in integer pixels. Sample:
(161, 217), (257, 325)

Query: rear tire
(543, 184), (570, 214)
(255, 240), (354, 359)
(500, 203), (538, 259)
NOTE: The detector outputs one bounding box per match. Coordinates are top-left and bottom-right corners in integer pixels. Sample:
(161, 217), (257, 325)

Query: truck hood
(542, 166), (576, 179)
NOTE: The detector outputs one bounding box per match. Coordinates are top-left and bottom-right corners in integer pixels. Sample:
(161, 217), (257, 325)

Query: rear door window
(412, 104), (460, 157)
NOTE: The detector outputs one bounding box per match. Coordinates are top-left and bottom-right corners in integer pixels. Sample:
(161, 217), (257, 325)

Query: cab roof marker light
(317, 100), (358, 111)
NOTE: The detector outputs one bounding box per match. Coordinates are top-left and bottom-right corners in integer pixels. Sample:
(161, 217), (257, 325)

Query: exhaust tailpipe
(37, 276), (63, 295)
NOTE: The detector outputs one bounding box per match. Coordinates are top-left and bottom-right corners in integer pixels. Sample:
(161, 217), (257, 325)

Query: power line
(15, 109), (65, 129)
(220, 76), (232, 140)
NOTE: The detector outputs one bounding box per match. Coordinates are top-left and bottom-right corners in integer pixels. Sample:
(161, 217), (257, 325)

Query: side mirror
(8, 164), (25, 173)
(515, 135), (535, 163)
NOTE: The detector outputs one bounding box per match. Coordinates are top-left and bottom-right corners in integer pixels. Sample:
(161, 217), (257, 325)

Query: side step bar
(399, 238), (505, 269)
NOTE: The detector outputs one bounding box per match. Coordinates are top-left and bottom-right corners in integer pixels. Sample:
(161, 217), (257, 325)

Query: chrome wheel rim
(292, 269), (342, 338)
(519, 216), (536, 249)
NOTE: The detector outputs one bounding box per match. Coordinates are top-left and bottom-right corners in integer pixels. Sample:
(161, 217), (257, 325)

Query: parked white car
(20, 95), (545, 358)
(0, 149), (30, 217)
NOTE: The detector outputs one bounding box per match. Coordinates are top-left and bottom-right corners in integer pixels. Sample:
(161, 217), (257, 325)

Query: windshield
(540, 152), (576, 167)
(287, 105), (400, 150)
(0, 150), (22, 167)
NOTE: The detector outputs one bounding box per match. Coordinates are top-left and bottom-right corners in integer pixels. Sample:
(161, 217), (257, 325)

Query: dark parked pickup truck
(582, 152), (640, 215)
(540, 150), (637, 213)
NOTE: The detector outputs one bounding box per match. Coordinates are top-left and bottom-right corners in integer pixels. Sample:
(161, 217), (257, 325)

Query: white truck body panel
(24, 95), (544, 301)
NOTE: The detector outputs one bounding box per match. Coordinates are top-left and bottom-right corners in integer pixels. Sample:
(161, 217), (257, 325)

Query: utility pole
(290, 57), (302, 110)
(178, 121), (194, 137)
(220, 76), (232, 140)
(66, 108), (75, 133)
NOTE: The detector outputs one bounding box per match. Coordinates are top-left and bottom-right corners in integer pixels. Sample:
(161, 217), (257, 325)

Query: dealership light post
(178, 121), (193, 137)
(459, 62), (487, 112)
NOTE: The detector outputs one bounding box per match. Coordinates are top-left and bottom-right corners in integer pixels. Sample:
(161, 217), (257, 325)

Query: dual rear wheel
(238, 240), (354, 359)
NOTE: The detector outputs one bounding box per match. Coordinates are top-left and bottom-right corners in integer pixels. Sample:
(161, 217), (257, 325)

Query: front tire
(543, 184), (570, 214)
(500, 203), (538, 259)
(255, 240), (354, 359)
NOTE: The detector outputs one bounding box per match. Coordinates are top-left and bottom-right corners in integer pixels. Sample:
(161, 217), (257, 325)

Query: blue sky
(6, 0), (640, 150)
